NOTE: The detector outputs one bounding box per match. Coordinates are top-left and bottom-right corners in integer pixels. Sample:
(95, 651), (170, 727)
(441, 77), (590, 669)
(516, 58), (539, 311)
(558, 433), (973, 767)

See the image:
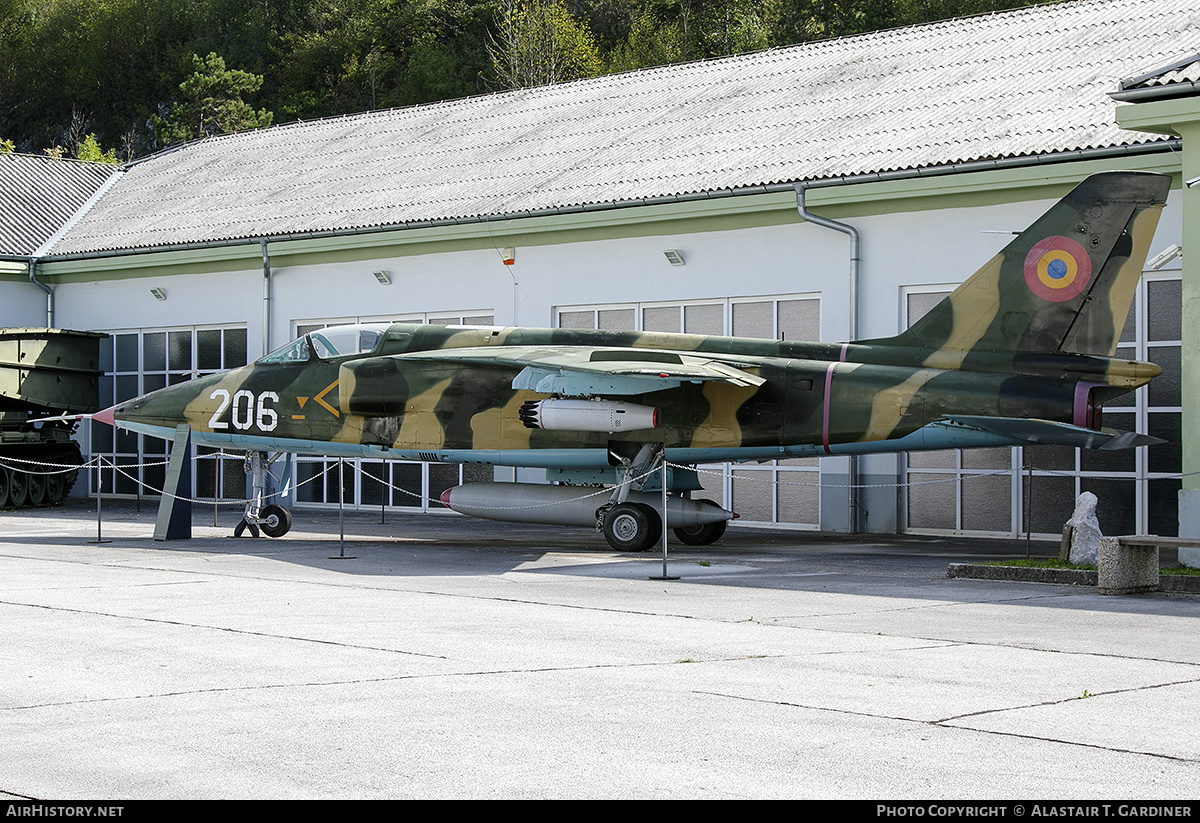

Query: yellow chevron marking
(313, 380), (339, 418)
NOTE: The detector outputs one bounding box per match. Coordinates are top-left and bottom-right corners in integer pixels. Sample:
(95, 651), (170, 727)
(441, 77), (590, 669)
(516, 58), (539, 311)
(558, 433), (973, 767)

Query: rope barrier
(4, 449), (1198, 515)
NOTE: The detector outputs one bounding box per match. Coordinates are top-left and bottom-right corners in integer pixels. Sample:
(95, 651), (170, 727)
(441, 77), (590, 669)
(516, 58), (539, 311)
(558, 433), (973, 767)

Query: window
(89, 326), (248, 501)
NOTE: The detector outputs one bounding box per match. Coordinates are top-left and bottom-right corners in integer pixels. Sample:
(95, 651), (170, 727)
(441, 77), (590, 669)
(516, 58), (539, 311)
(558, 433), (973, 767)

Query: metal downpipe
(261, 239), (271, 357)
(27, 257), (53, 327)
(796, 183), (862, 533)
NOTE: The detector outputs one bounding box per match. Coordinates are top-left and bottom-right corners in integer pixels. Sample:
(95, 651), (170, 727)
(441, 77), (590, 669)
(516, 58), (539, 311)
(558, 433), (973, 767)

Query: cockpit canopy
(258, 324), (389, 364)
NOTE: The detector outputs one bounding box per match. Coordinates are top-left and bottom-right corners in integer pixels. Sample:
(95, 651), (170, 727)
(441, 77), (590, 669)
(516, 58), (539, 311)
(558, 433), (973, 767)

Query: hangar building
(2, 0), (1199, 539)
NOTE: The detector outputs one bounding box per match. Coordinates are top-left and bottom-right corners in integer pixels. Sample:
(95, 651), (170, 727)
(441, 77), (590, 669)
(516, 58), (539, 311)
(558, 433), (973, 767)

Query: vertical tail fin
(886, 171), (1170, 358)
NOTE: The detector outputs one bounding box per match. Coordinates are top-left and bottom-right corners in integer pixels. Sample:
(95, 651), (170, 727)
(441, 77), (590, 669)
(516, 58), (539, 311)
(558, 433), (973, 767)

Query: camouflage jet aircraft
(96, 171), (1170, 550)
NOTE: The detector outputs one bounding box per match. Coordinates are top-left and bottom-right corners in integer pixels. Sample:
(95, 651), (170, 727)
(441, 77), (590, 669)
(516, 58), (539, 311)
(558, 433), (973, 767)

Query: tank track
(0, 442), (83, 509)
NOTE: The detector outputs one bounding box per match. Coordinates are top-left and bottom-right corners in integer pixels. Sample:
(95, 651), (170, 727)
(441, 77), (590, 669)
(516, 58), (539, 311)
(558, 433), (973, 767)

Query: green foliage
(0, 138), (13, 154)
(75, 133), (119, 164)
(692, 0), (780, 57)
(489, 0), (604, 88)
(606, 9), (683, 72)
(980, 558), (1097, 570)
(153, 52), (274, 146)
(1161, 565), (1200, 576)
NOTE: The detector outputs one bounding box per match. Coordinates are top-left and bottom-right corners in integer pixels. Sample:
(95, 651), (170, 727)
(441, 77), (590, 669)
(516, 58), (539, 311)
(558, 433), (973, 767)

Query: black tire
(673, 520), (727, 545)
(0, 468), (9, 508)
(260, 504), (292, 538)
(602, 502), (661, 552)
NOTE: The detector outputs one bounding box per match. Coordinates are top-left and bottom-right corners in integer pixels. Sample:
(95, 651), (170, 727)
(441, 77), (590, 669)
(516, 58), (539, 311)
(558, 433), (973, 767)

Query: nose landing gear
(234, 452), (293, 538)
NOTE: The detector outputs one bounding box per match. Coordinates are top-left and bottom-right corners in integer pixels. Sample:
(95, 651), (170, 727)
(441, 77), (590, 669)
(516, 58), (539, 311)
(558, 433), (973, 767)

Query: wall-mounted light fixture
(150, 287), (167, 301)
(501, 247), (516, 266)
(373, 270), (391, 285)
(1186, 175), (1199, 189)
(663, 249), (685, 266)
(1148, 244), (1183, 270)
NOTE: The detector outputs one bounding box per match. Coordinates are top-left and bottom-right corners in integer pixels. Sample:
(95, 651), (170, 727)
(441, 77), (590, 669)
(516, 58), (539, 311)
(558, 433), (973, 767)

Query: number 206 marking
(209, 389), (279, 432)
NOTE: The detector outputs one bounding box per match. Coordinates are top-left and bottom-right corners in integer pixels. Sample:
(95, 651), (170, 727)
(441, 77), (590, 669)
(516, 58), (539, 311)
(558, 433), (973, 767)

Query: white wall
(0, 278), (52, 327)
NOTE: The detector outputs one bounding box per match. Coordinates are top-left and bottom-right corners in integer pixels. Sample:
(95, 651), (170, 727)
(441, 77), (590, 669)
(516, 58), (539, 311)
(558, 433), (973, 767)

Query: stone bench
(1098, 535), (1200, 595)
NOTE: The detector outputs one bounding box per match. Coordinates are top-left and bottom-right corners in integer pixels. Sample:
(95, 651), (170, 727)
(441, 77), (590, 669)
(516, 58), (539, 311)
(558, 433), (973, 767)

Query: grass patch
(1161, 566), (1200, 576)
(979, 558), (1095, 571)
(982, 558), (1200, 576)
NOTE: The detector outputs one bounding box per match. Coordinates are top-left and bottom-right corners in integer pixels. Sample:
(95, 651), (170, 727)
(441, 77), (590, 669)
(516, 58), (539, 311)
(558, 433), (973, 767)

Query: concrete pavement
(0, 501), (1197, 799)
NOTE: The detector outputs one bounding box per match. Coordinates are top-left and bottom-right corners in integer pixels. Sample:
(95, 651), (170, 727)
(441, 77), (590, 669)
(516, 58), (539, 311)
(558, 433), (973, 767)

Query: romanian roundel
(1023, 236), (1092, 302)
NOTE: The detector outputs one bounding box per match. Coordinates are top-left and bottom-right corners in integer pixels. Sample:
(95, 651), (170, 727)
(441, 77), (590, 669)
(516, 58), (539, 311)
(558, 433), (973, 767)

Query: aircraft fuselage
(110, 323), (1158, 468)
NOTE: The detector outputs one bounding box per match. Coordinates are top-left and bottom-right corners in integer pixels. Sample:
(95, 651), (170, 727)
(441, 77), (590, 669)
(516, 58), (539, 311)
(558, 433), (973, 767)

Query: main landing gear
(594, 444), (729, 552)
(234, 451), (293, 538)
(600, 501), (661, 553)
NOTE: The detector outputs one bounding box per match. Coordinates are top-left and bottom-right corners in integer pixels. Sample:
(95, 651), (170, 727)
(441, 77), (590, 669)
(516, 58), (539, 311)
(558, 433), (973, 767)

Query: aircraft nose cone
(439, 489), (453, 508)
(92, 405), (116, 427)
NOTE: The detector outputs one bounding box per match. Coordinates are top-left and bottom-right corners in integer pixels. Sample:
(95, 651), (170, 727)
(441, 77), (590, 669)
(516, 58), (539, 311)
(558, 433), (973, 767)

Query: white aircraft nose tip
(92, 405), (116, 427)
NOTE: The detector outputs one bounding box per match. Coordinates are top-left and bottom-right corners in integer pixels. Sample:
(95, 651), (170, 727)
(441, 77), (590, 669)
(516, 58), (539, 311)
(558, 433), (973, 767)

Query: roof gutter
(1110, 84), (1200, 103)
(26, 142), (1180, 264)
(1110, 54), (1200, 103)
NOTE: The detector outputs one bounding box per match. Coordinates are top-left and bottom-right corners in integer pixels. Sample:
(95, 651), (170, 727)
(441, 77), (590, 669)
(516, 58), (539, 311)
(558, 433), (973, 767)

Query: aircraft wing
(392, 345), (766, 396)
(940, 415), (1165, 451)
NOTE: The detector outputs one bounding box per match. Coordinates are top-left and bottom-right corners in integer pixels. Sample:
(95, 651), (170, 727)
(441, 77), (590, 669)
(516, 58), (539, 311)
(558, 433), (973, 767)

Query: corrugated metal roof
(0, 154), (118, 257)
(45, 0), (1200, 257)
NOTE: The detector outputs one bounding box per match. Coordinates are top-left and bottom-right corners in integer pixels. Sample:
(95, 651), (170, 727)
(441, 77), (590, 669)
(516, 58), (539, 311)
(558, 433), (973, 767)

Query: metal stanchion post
(1025, 458), (1033, 559)
(89, 456), (110, 545)
(330, 457), (355, 560)
(649, 458), (678, 581)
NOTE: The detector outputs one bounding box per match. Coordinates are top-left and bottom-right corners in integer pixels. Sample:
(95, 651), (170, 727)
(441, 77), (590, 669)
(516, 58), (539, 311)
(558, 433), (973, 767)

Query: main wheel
(8, 471), (28, 508)
(0, 468), (10, 508)
(602, 502), (661, 552)
(27, 473), (46, 506)
(260, 504), (293, 538)
(45, 473), (66, 505)
(672, 500), (728, 545)
(673, 520), (727, 545)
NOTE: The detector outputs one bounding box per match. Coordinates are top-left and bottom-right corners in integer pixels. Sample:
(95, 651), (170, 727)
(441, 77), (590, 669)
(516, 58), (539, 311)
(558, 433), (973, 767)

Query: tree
(76, 133), (119, 164)
(489, 0), (604, 89)
(153, 52), (274, 146)
(606, 8), (683, 72)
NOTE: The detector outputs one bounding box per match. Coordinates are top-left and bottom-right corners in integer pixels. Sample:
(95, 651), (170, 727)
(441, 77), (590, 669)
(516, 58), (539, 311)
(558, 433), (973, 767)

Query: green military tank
(0, 328), (105, 508)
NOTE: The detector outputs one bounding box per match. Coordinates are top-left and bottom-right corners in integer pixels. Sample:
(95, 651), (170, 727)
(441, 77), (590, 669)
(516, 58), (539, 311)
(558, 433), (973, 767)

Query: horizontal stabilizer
(941, 415), (1164, 450)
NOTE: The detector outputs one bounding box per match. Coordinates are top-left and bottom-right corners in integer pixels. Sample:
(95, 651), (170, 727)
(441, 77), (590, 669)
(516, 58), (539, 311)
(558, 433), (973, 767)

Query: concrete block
(1098, 536), (1158, 595)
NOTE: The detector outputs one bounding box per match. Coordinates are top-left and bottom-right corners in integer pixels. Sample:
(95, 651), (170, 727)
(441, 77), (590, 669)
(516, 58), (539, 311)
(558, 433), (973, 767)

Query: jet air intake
(519, 398), (659, 433)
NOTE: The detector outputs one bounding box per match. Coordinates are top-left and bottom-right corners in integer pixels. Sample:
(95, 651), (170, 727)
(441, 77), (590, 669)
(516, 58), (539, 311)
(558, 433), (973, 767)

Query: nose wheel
(236, 452), (292, 538)
(259, 503), (293, 538)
